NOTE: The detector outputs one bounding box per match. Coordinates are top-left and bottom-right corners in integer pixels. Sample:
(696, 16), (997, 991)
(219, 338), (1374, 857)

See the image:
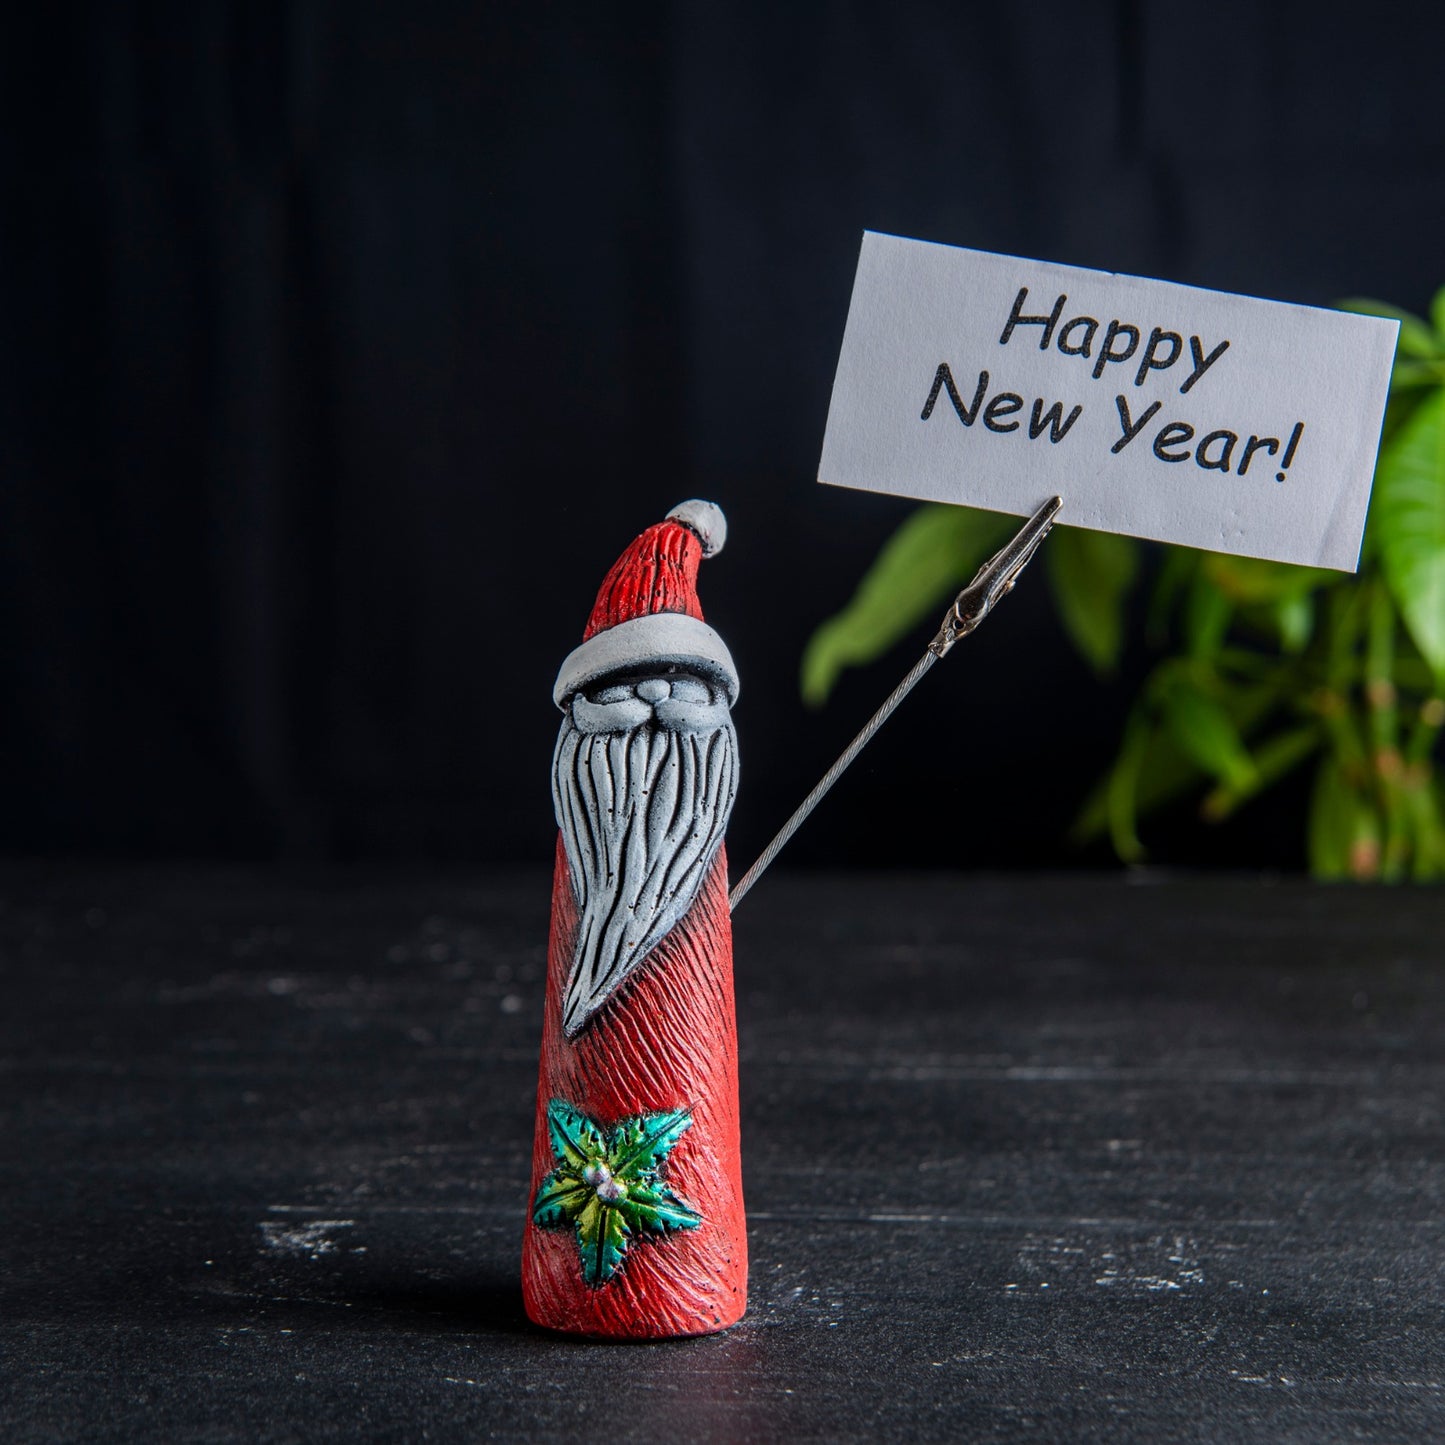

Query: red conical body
(521, 840), (746, 1336)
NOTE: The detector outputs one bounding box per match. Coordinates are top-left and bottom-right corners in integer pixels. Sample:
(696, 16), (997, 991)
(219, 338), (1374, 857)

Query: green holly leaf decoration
(532, 1099), (702, 1285)
(609, 1106), (694, 1177)
(546, 1098), (606, 1173)
(531, 1172), (589, 1228)
(574, 1197), (630, 1286)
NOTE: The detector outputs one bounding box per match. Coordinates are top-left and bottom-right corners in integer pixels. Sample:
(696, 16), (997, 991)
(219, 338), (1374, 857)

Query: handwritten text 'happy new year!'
(921, 287), (1304, 481)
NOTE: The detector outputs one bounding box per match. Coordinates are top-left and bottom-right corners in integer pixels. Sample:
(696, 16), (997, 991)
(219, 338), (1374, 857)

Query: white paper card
(819, 232), (1399, 570)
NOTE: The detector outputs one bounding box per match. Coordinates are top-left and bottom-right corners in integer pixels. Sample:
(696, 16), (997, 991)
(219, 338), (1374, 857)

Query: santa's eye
(668, 676), (712, 704)
(590, 682), (633, 705)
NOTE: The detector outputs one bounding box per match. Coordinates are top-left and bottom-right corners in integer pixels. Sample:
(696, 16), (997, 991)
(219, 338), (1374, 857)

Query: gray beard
(551, 712), (738, 1038)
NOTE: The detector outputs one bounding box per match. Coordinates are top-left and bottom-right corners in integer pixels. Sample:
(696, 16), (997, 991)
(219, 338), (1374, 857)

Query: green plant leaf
(1376, 388), (1431, 457)
(1403, 786), (1436, 881)
(1158, 673), (1257, 790)
(1339, 298), (1439, 360)
(1365, 582), (1400, 755)
(1307, 755), (1354, 879)
(1389, 360), (1445, 393)
(1104, 711), (1151, 863)
(1374, 388), (1445, 681)
(1074, 717), (1201, 852)
(1308, 753), (1383, 881)
(1044, 526), (1140, 674)
(1351, 802), (1384, 881)
(1416, 780), (1445, 880)
(1202, 724), (1322, 821)
(1146, 547), (1199, 646)
(1432, 286), (1445, 347)
(1182, 574), (1233, 659)
(1074, 665), (1285, 852)
(1202, 553), (1334, 604)
(1275, 593), (1314, 653)
(800, 505), (1013, 705)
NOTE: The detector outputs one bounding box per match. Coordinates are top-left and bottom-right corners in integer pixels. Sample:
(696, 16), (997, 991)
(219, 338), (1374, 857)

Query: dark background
(4, 2), (1443, 871)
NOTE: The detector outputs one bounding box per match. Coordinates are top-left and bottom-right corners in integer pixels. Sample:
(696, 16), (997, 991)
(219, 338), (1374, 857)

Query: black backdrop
(4, 3), (1444, 869)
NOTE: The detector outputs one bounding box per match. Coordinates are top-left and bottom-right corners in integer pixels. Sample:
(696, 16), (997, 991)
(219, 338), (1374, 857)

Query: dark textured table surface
(3, 867), (1443, 1442)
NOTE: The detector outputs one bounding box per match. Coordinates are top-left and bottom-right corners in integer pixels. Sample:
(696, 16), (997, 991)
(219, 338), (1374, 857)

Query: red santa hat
(553, 500), (739, 710)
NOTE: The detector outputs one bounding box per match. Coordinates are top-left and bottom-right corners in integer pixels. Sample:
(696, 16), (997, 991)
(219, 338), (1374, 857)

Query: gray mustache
(552, 712), (738, 1037)
(570, 693), (732, 736)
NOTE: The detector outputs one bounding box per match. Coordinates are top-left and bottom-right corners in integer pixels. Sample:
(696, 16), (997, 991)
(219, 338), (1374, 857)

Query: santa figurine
(521, 499), (746, 1338)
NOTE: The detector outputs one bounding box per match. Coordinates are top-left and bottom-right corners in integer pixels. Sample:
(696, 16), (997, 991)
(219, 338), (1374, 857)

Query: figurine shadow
(340, 1270), (531, 1338)
(169, 1232), (537, 1340)
(335, 1272), (720, 1347)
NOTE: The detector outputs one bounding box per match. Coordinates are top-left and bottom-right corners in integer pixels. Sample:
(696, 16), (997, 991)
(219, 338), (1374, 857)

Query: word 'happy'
(1000, 287), (1230, 392)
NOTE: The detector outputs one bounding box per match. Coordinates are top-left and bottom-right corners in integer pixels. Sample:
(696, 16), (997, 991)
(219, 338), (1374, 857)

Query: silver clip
(728, 492), (1064, 911)
(928, 495), (1062, 659)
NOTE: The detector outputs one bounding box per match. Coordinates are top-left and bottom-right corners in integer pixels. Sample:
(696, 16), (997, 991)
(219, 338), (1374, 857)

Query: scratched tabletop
(2, 867), (1442, 1443)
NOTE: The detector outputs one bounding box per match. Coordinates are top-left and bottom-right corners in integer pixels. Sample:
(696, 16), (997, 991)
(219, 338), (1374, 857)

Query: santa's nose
(635, 679), (671, 703)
